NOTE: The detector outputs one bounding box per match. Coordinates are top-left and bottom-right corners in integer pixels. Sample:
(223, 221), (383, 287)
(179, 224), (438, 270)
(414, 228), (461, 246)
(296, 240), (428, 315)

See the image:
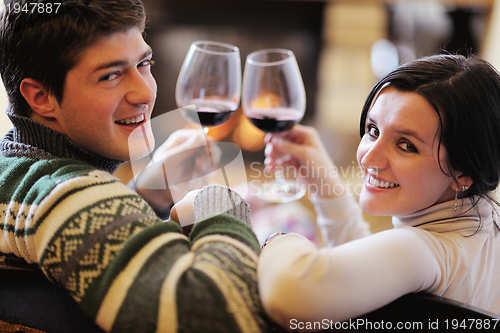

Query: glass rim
(246, 48), (295, 66)
(191, 40), (240, 55)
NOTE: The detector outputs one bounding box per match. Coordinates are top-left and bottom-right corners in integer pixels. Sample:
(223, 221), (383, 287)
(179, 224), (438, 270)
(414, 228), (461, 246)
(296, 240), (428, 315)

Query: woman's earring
(453, 185), (469, 212)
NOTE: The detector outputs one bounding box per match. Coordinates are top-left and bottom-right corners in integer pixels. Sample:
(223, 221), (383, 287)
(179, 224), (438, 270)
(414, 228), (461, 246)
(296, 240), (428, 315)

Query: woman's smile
(367, 174), (400, 189)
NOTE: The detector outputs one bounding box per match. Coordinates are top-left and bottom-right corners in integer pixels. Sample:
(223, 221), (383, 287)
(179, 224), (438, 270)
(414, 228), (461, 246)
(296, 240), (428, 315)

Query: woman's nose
(359, 138), (389, 172)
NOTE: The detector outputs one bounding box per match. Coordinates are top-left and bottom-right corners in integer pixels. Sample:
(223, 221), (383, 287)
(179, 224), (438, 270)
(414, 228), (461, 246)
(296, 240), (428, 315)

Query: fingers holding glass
(242, 48), (306, 203)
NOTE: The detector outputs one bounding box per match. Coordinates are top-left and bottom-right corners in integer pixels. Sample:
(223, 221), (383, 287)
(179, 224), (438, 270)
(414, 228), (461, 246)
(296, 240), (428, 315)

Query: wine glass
(176, 40), (241, 133)
(173, 40), (241, 194)
(242, 48), (306, 203)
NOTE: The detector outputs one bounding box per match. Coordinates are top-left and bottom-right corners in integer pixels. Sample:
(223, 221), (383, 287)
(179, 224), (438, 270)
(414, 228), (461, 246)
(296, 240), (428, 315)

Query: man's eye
(139, 59), (155, 68)
(100, 73), (119, 81)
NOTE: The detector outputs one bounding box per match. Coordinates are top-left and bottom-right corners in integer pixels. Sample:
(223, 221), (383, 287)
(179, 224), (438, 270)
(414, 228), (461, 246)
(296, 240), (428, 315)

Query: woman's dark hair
(0, 0), (146, 117)
(359, 54), (500, 202)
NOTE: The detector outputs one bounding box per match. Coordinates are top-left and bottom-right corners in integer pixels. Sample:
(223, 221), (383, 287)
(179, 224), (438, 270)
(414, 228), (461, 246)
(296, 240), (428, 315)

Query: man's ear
(19, 78), (58, 118)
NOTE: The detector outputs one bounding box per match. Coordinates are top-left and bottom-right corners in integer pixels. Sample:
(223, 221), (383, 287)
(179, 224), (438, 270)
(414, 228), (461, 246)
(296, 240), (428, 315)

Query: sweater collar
(1, 107), (124, 174)
(392, 196), (497, 233)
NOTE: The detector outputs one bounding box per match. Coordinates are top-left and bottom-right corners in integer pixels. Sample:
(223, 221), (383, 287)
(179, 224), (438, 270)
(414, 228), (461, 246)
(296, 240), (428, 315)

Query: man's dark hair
(0, 0), (146, 116)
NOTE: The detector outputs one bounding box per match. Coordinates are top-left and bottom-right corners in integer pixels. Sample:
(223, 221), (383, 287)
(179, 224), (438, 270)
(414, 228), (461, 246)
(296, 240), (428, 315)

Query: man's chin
(127, 124), (155, 161)
(129, 141), (155, 161)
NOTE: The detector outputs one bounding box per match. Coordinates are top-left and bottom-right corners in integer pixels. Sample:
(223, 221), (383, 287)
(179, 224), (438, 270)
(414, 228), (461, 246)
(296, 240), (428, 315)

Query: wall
(484, 0), (500, 67)
(0, 2), (12, 135)
(0, 82), (10, 136)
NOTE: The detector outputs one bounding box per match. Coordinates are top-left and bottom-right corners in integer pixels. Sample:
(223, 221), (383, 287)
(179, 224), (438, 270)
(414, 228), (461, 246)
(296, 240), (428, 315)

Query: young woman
(258, 54), (500, 327)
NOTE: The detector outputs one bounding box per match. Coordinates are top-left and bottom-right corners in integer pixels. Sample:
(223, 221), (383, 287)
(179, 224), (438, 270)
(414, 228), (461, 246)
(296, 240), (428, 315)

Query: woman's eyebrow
(395, 128), (426, 144)
(367, 115), (426, 144)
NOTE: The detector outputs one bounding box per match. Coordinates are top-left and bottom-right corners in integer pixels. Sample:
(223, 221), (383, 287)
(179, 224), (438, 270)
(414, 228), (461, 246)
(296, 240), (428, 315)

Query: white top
(258, 193), (500, 327)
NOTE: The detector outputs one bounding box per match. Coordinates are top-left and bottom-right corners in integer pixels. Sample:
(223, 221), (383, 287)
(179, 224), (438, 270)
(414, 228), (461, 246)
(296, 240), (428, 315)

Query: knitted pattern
(0, 114), (269, 332)
(194, 184), (251, 225)
(3, 109), (124, 173)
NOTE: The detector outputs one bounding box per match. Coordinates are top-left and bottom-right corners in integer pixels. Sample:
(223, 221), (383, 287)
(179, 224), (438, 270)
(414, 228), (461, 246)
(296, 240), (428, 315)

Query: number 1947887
(5, 2), (61, 14)
(444, 318), (499, 330)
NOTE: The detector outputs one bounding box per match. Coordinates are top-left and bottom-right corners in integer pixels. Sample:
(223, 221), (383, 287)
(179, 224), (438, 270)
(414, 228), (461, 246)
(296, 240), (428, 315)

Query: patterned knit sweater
(0, 111), (268, 333)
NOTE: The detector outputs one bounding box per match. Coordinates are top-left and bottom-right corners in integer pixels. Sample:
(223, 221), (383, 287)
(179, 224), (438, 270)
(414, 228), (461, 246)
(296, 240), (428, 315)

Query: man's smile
(115, 114), (145, 126)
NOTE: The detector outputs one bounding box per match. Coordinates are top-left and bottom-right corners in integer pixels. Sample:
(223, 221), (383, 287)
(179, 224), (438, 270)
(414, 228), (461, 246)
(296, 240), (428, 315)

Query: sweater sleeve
(194, 184), (251, 225)
(7, 170), (267, 332)
(311, 193), (372, 246)
(258, 228), (442, 329)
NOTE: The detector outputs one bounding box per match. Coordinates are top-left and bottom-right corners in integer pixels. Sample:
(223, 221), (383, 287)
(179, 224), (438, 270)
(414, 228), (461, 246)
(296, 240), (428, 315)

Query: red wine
(184, 109), (234, 126)
(248, 116), (297, 133)
(245, 107), (301, 133)
(181, 99), (238, 126)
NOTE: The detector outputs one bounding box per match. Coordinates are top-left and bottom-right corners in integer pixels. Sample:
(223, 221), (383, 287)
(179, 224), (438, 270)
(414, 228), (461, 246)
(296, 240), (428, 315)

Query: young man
(0, 1), (267, 332)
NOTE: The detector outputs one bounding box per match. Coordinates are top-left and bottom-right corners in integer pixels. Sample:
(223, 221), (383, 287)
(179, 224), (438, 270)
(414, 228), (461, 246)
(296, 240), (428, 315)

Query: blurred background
(1, 0), (500, 243)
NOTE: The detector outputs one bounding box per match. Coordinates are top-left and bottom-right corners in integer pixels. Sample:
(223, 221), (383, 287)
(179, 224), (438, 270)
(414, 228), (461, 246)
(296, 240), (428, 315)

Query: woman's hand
(265, 124), (345, 199)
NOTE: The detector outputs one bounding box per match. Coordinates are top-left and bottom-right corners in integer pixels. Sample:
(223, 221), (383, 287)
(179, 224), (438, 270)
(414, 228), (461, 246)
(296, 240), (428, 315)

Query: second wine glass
(242, 48), (306, 203)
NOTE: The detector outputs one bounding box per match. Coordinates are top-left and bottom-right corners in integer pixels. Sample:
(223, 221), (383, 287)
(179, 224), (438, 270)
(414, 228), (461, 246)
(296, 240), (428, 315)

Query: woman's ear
(452, 173), (474, 191)
(19, 78), (58, 118)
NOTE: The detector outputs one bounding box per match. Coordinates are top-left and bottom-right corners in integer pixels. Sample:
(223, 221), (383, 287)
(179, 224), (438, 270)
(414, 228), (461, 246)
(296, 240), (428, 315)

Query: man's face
(53, 27), (157, 161)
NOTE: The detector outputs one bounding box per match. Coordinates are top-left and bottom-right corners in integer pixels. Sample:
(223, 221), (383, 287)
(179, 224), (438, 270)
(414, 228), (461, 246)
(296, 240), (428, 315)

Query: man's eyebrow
(90, 49), (153, 74)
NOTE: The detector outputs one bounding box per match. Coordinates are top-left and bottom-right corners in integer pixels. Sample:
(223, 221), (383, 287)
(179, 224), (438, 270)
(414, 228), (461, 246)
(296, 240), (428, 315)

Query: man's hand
(169, 189), (200, 235)
(134, 129), (221, 215)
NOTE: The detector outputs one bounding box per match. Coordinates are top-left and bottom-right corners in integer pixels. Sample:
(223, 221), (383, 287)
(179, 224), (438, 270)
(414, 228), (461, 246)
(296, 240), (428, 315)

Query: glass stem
(275, 168), (289, 189)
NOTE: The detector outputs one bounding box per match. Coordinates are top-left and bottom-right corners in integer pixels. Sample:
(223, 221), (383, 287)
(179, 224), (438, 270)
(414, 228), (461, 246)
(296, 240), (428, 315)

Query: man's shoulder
(0, 154), (125, 204)
(0, 154), (116, 181)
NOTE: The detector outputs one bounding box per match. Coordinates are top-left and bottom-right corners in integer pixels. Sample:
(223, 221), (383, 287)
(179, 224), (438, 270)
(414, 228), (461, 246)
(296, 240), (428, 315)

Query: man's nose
(126, 71), (157, 106)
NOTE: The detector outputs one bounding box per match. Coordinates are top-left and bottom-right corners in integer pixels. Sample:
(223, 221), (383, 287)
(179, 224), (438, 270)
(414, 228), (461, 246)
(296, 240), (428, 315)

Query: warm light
(251, 92), (281, 108)
(189, 109), (240, 142)
(194, 107), (265, 152)
(231, 115), (266, 152)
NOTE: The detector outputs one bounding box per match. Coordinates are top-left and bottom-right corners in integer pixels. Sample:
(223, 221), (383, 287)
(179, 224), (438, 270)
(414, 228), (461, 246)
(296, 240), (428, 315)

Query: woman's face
(356, 86), (457, 216)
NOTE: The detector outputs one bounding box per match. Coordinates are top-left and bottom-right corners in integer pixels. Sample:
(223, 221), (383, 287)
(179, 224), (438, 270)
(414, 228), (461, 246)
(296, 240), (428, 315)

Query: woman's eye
(398, 141), (418, 153)
(366, 125), (379, 138)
